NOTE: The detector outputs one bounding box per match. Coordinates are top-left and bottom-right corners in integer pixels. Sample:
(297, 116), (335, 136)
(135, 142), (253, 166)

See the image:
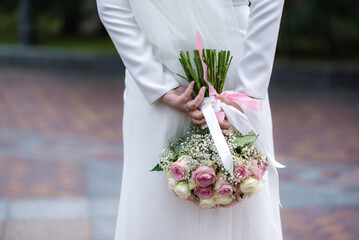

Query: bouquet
(151, 33), (269, 208)
(152, 124), (268, 209)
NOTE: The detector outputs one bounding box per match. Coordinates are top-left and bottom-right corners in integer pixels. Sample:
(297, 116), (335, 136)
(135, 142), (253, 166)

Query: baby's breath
(157, 123), (269, 183)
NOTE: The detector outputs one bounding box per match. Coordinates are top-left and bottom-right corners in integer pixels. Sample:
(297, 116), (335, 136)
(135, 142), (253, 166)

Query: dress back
(128, 0), (250, 90)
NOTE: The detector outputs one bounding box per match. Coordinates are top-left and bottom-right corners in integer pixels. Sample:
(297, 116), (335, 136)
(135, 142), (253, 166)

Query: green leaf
(234, 134), (258, 148)
(150, 163), (163, 172)
(176, 73), (189, 81)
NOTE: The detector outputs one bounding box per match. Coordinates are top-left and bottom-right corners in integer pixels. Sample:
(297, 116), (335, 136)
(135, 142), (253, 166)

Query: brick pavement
(0, 156), (86, 199)
(271, 91), (359, 164)
(282, 207), (359, 240)
(0, 66), (358, 240)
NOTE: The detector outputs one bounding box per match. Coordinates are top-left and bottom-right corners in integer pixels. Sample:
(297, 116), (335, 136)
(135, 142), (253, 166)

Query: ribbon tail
(196, 31), (217, 97)
(222, 91), (263, 111)
(201, 98), (234, 172)
(222, 104), (286, 169)
(255, 141), (286, 169)
(221, 104), (256, 134)
(242, 108), (286, 169)
(222, 104), (284, 207)
(221, 104), (285, 207)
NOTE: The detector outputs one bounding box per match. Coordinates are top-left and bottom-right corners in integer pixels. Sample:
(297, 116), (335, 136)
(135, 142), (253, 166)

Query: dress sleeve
(96, 0), (180, 104)
(235, 0), (285, 100)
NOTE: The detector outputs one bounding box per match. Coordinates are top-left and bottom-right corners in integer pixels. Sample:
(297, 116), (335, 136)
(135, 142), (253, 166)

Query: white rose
(240, 177), (264, 197)
(167, 175), (178, 190)
(215, 195), (233, 205)
(199, 197), (216, 209)
(178, 155), (191, 162)
(174, 182), (191, 199)
(188, 177), (198, 190)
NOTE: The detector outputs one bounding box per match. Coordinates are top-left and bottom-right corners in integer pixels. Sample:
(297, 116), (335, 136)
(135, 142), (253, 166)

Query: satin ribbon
(202, 98), (234, 172)
(196, 31), (285, 172)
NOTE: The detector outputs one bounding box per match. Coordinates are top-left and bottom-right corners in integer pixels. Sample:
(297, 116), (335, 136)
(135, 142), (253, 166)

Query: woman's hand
(159, 82), (235, 130)
(214, 94), (244, 130)
(218, 116), (232, 130)
(215, 94), (244, 113)
(159, 81), (207, 125)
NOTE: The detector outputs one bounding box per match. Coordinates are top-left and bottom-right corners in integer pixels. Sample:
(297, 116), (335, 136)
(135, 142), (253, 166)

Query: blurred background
(0, 0), (358, 239)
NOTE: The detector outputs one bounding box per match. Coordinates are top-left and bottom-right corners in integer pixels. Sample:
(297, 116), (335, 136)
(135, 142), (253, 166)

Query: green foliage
(0, 0), (105, 45)
(36, 14), (63, 41)
(0, 11), (17, 43)
(277, 0), (359, 59)
(0, 0), (357, 59)
(150, 163), (164, 172)
(233, 134), (258, 148)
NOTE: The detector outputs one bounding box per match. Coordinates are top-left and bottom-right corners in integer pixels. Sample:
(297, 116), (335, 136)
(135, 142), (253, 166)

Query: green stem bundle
(177, 49), (233, 96)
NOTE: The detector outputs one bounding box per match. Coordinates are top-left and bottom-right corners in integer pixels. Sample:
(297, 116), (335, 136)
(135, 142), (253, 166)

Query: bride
(96, 0), (285, 239)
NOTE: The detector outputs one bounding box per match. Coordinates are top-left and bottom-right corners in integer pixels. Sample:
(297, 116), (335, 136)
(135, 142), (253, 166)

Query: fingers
(181, 81), (195, 101)
(192, 116), (231, 129)
(219, 119), (232, 130)
(192, 117), (206, 125)
(188, 109), (206, 125)
(215, 95), (231, 105)
(189, 109), (230, 129)
(188, 109), (204, 120)
(174, 86), (187, 95)
(215, 95), (243, 113)
(186, 86), (206, 111)
(189, 110), (230, 129)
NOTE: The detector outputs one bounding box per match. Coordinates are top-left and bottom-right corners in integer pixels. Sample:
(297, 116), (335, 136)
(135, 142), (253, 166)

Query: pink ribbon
(219, 91), (262, 111)
(196, 31), (217, 97)
(195, 31), (262, 120)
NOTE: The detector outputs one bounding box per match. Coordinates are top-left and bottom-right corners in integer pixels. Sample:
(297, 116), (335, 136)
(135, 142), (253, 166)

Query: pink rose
(186, 194), (199, 205)
(191, 165), (216, 187)
(234, 190), (247, 202)
(234, 164), (250, 182)
(214, 177), (233, 197)
(194, 186), (212, 199)
(170, 156), (190, 181)
(233, 186), (247, 202)
(249, 159), (266, 180)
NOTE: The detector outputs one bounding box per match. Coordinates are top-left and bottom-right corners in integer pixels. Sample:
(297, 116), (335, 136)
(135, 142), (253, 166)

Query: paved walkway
(0, 66), (358, 240)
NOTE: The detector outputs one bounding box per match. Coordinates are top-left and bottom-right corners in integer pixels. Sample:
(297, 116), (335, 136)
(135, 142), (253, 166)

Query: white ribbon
(202, 98), (234, 172)
(222, 103), (286, 169)
(201, 97), (286, 207)
(201, 97), (285, 170)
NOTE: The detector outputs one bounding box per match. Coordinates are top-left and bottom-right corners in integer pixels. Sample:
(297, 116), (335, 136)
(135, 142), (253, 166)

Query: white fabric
(96, 0), (180, 104)
(234, 0), (285, 99)
(127, 0), (245, 93)
(96, 0), (285, 239)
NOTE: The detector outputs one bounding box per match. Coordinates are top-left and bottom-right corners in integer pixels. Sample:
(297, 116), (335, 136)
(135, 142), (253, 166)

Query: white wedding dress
(97, 0), (285, 239)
